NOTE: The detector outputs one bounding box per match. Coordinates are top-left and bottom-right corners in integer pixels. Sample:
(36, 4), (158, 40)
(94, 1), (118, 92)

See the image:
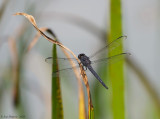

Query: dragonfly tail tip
(104, 85), (109, 90)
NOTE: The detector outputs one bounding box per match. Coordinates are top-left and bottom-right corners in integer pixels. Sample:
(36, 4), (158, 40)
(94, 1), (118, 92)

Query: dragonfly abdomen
(87, 65), (108, 89)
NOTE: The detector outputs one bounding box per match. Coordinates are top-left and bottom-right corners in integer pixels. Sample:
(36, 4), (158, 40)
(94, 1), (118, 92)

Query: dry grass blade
(60, 48), (87, 119)
(8, 37), (18, 80)
(8, 37), (19, 106)
(7, 22), (29, 106)
(14, 13), (69, 53)
(60, 47), (92, 119)
(80, 69), (93, 119)
(14, 12), (93, 118)
(29, 28), (63, 118)
(27, 26), (84, 118)
(45, 28), (86, 118)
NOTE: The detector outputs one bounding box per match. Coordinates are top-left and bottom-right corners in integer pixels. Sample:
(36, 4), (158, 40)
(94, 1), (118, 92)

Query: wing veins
(91, 53), (130, 64)
(89, 36), (127, 58)
(45, 57), (77, 64)
(53, 65), (79, 73)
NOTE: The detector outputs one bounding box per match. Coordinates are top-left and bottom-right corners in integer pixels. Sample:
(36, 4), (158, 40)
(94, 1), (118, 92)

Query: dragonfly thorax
(78, 53), (91, 66)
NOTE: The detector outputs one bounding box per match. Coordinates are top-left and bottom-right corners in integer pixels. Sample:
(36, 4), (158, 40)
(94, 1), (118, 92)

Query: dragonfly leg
(78, 62), (87, 70)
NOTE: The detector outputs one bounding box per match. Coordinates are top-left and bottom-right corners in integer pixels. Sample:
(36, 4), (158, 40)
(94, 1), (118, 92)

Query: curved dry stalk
(13, 13), (76, 58)
(60, 45), (92, 119)
(60, 48), (87, 119)
(14, 12), (92, 118)
(8, 37), (19, 106)
(28, 27), (87, 118)
(8, 37), (18, 79)
(7, 22), (30, 107)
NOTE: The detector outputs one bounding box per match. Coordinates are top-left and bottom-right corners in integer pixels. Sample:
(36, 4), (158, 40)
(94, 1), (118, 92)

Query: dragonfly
(45, 36), (130, 89)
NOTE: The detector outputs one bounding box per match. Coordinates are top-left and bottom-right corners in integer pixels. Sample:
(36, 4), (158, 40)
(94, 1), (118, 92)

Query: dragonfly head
(78, 53), (85, 59)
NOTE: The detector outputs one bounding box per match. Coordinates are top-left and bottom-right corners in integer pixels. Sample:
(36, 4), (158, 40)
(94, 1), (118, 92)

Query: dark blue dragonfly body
(78, 53), (108, 89)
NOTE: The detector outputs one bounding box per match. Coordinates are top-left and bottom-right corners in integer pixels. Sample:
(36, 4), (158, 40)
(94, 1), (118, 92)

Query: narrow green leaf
(108, 0), (125, 119)
(90, 106), (94, 119)
(52, 44), (63, 119)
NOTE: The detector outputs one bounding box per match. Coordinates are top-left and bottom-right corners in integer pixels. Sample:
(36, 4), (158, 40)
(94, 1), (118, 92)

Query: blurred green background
(0, 0), (160, 119)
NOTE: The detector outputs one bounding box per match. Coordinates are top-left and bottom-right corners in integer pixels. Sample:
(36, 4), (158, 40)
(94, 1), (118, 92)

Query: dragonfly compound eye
(78, 54), (81, 59)
(78, 53), (85, 59)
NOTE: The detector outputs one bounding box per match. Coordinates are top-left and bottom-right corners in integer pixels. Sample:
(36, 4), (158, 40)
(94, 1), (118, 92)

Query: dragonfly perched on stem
(45, 36), (130, 89)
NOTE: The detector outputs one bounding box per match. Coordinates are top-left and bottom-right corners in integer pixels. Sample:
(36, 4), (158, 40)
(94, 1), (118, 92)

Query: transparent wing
(89, 36), (127, 59)
(52, 66), (80, 77)
(45, 57), (80, 77)
(91, 53), (130, 65)
(45, 57), (77, 64)
(45, 57), (78, 69)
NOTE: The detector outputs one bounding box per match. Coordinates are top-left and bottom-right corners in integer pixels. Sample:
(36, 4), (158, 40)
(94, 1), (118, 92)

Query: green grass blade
(108, 0), (125, 119)
(52, 44), (63, 119)
(90, 106), (94, 119)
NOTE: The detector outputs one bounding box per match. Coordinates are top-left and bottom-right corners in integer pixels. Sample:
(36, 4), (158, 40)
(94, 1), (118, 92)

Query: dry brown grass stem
(14, 12), (92, 118)
(60, 48), (87, 119)
(27, 27), (87, 118)
(8, 38), (18, 81)
(8, 37), (19, 106)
